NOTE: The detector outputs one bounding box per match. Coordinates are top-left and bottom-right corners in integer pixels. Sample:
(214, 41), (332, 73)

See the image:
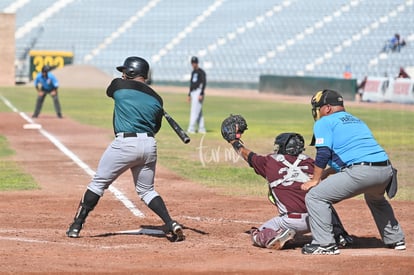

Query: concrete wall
(259, 75), (357, 100)
(0, 13), (15, 86)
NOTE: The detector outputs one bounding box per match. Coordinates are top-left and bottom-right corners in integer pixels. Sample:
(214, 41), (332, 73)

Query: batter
(66, 56), (185, 242)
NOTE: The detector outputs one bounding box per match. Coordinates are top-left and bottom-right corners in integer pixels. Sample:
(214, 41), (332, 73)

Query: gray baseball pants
(87, 133), (159, 205)
(188, 88), (205, 133)
(306, 165), (405, 246)
(260, 213), (309, 234)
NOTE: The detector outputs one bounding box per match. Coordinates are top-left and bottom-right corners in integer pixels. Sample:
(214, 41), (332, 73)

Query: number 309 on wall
(29, 50), (73, 80)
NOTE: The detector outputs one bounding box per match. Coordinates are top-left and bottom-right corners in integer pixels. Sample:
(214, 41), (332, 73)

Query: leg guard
(66, 189), (100, 238)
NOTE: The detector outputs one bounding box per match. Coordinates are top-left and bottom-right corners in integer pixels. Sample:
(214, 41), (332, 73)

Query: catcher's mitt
(221, 114), (248, 142)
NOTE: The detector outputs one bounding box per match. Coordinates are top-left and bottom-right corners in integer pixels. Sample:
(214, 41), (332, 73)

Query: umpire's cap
(311, 89), (344, 108)
(42, 65), (51, 73)
(311, 89), (344, 121)
(116, 56), (149, 79)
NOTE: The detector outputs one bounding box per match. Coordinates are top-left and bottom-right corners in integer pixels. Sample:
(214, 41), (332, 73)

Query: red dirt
(0, 87), (413, 274)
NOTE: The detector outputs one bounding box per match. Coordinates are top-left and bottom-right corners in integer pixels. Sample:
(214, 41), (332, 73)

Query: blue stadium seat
(9, 0), (414, 83)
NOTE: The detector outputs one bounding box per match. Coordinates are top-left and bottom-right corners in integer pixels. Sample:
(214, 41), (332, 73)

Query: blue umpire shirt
(313, 111), (388, 171)
(34, 72), (59, 92)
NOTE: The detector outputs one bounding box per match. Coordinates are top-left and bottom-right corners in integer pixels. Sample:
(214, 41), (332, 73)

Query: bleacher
(3, 0), (413, 85)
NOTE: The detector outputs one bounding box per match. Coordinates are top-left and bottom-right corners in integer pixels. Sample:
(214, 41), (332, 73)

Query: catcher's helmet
(116, 56), (149, 79)
(274, 133), (305, 156)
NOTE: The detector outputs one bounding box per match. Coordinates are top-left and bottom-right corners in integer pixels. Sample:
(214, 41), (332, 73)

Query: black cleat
(66, 223), (82, 238)
(302, 243), (340, 255)
(170, 221), (185, 242)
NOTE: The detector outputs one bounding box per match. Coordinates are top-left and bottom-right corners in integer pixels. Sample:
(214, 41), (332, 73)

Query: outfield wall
(259, 75), (357, 100)
(0, 13), (15, 86)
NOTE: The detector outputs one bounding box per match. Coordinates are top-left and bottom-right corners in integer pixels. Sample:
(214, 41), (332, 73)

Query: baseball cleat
(66, 223), (82, 238)
(170, 221), (185, 242)
(302, 243), (340, 255)
(387, 240), (406, 250)
(266, 228), (296, 249)
(335, 234), (354, 247)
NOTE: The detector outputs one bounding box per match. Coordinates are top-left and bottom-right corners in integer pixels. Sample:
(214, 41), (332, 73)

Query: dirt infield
(0, 89), (413, 274)
(0, 72), (414, 274)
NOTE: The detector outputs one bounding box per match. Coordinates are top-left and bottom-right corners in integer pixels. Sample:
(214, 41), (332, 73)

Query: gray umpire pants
(33, 91), (62, 117)
(306, 165), (404, 246)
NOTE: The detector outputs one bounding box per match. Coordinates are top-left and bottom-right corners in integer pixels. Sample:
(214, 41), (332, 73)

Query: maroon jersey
(248, 153), (314, 214)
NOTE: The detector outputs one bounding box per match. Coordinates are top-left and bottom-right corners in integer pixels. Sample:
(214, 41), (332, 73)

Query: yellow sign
(29, 50), (73, 80)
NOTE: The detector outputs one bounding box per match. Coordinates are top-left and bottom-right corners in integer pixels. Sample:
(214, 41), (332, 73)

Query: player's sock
(147, 196), (173, 225)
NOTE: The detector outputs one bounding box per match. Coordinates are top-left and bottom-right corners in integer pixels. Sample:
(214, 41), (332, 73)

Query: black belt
(121, 132), (154, 138)
(347, 160), (390, 168)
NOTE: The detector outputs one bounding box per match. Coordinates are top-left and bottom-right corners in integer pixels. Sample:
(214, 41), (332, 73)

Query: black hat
(42, 65), (51, 73)
(311, 89), (344, 108)
(191, 56), (198, 63)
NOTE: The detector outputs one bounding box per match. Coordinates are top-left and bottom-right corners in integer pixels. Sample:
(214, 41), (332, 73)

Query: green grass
(1, 86), (414, 200)
(0, 135), (38, 191)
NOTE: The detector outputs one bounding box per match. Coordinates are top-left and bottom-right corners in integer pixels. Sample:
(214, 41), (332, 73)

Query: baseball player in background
(32, 65), (62, 118)
(187, 56), (206, 134)
(221, 116), (352, 250)
(66, 56), (185, 242)
(301, 89), (405, 255)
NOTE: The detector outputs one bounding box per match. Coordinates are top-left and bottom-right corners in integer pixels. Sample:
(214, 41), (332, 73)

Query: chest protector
(268, 153), (310, 188)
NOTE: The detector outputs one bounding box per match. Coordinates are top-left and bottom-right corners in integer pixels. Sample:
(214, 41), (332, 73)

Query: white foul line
(0, 95), (144, 218)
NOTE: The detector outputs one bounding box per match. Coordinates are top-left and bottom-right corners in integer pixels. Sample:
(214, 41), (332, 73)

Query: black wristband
(232, 140), (244, 152)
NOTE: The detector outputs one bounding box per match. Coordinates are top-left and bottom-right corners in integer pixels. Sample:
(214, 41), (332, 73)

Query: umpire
(301, 89), (405, 255)
(32, 65), (62, 118)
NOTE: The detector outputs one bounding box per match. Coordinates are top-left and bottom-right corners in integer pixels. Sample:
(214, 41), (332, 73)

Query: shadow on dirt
(91, 224), (209, 242)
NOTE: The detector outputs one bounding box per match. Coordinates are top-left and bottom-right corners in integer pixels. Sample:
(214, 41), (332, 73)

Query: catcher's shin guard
(66, 189), (100, 238)
(251, 228), (295, 249)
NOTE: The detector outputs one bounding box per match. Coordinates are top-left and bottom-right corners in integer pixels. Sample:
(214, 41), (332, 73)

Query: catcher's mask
(274, 133), (305, 156)
(311, 89), (344, 121)
(116, 56), (149, 79)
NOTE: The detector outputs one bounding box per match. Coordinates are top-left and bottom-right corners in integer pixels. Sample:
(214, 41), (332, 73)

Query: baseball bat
(163, 110), (190, 144)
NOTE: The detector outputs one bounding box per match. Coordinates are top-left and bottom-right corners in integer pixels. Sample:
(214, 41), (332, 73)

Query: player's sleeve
(51, 74), (59, 88)
(106, 78), (121, 97)
(313, 120), (333, 169)
(248, 153), (268, 178)
(188, 71), (194, 95)
(34, 74), (40, 87)
(154, 106), (163, 134)
(200, 70), (206, 96)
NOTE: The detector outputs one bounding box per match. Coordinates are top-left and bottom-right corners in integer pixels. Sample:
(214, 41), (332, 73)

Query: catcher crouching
(221, 114), (352, 249)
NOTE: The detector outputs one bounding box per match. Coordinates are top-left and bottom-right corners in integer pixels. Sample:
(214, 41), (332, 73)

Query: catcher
(221, 114), (352, 249)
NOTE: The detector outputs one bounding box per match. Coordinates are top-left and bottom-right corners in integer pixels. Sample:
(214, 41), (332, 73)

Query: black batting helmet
(116, 56), (149, 79)
(274, 133), (305, 156)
